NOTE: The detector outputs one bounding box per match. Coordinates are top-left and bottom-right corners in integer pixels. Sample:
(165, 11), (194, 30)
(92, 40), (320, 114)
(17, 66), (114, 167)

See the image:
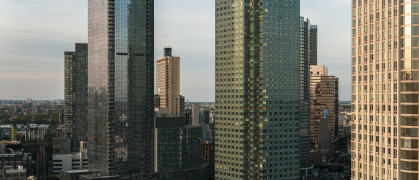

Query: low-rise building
(24, 125), (48, 142)
(60, 169), (92, 180)
(1, 166), (26, 180)
(52, 151), (88, 175)
(0, 152), (32, 174)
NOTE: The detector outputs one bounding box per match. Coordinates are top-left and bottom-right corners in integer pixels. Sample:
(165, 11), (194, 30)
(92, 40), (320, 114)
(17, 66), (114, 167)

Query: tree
(44, 131), (53, 144)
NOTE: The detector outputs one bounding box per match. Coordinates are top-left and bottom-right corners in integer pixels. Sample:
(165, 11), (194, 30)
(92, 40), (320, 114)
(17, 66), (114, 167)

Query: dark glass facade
(88, 0), (154, 176)
(64, 43), (88, 152)
(299, 17), (311, 174)
(155, 117), (207, 180)
(215, 1), (301, 179)
(309, 25), (318, 66)
(126, 0), (154, 177)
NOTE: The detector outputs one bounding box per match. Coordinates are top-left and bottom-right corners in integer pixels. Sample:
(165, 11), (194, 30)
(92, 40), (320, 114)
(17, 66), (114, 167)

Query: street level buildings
(1, 166), (26, 180)
(64, 43), (88, 152)
(88, 0), (154, 177)
(215, 1), (301, 179)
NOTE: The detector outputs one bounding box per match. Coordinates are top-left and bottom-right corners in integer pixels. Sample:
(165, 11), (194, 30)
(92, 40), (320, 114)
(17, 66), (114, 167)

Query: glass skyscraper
(309, 25), (318, 66)
(88, 0), (154, 177)
(64, 43), (88, 152)
(215, 1), (301, 179)
(299, 17), (311, 178)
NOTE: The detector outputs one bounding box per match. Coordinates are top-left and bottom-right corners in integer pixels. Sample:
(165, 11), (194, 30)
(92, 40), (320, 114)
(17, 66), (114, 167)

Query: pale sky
(0, 0), (351, 101)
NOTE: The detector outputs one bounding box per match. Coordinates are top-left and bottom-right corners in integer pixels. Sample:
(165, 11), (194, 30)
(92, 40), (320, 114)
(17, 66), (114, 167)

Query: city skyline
(0, 0), (356, 179)
(0, 0), (351, 101)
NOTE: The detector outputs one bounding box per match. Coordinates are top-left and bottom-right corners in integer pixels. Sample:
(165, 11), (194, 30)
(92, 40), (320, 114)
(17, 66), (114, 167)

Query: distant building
(0, 153), (32, 177)
(299, 16), (313, 179)
(184, 109), (192, 125)
(1, 166), (26, 180)
(191, 104), (200, 125)
(53, 137), (71, 154)
(79, 174), (121, 180)
(64, 43), (88, 152)
(60, 169), (92, 180)
(309, 25), (318, 66)
(201, 108), (210, 124)
(88, 0), (154, 176)
(318, 111), (332, 150)
(179, 95), (185, 118)
(52, 143), (88, 175)
(202, 140), (214, 179)
(154, 95), (160, 109)
(310, 65), (339, 148)
(156, 48), (181, 117)
(154, 117), (207, 179)
(24, 125), (45, 142)
(26, 99), (33, 108)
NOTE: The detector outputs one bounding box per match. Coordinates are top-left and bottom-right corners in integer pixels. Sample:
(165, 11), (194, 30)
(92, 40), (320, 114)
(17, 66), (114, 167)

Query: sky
(0, 0), (351, 101)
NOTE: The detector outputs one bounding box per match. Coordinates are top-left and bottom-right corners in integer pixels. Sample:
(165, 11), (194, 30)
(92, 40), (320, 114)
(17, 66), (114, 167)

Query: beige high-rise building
(156, 48), (180, 117)
(351, 0), (419, 179)
(310, 65), (339, 149)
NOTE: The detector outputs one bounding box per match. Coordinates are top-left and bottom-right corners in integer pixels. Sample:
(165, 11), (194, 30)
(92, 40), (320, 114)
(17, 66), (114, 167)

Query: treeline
(1, 115), (59, 125)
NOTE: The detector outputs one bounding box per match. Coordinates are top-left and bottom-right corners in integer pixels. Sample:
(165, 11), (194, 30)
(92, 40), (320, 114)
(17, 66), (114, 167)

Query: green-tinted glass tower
(88, 0), (154, 177)
(214, 0), (301, 179)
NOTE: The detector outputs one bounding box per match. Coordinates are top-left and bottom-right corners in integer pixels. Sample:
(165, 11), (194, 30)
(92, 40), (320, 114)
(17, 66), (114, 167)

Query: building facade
(1, 166), (26, 180)
(299, 16), (312, 172)
(350, 0), (416, 179)
(64, 43), (88, 152)
(88, 0), (154, 176)
(310, 65), (339, 148)
(309, 25), (318, 66)
(350, 0), (419, 179)
(156, 48), (181, 117)
(154, 117), (207, 179)
(52, 152), (88, 175)
(215, 1), (301, 179)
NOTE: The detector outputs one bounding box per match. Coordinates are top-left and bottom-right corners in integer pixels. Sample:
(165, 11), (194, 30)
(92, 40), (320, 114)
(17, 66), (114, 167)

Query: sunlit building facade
(350, 0), (419, 179)
(215, 0), (301, 179)
(156, 48), (181, 117)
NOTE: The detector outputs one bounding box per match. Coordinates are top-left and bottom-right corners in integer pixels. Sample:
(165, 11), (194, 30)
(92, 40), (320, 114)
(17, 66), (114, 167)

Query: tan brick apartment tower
(310, 65), (339, 148)
(156, 48), (180, 117)
(351, 0), (419, 179)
